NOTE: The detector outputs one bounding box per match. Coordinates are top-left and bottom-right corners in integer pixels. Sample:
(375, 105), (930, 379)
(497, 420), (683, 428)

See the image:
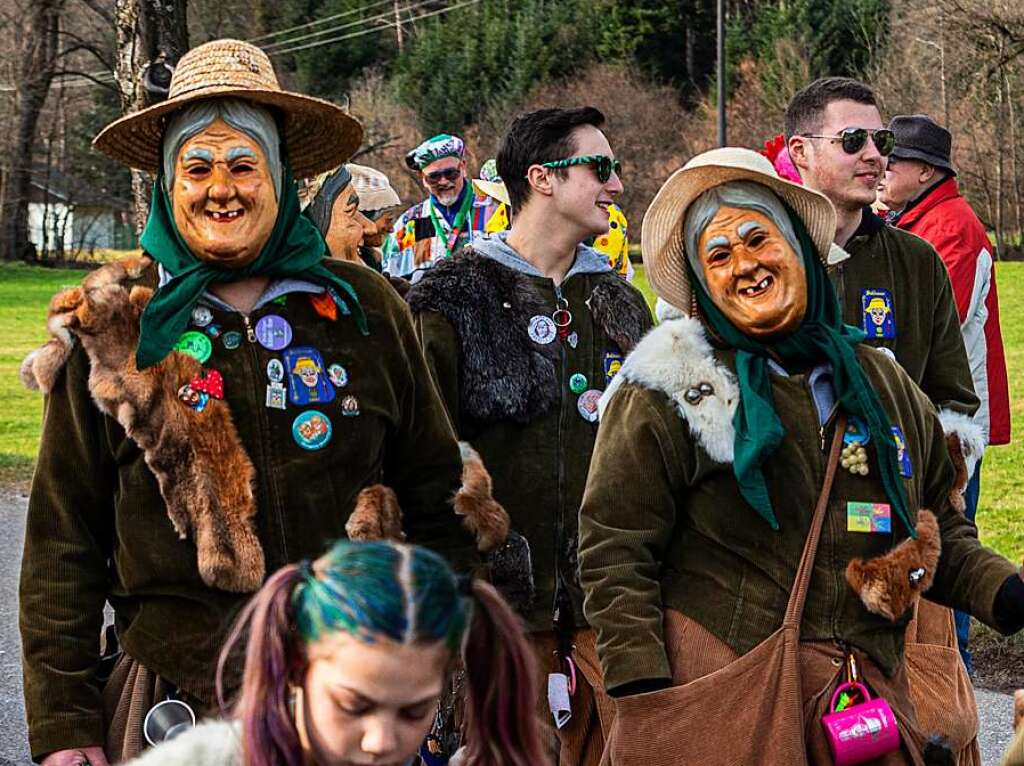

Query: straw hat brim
(93, 87), (363, 180)
(472, 178), (510, 206)
(641, 162), (836, 315)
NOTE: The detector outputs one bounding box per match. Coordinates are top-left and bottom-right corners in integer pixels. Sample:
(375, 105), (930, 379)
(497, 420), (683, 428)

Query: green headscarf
(687, 208), (915, 538)
(136, 164), (368, 370)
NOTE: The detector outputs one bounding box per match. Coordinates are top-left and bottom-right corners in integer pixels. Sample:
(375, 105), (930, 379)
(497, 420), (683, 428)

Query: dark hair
(497, 106), (606, 213)
(305, 165), (353, 236)
(217, 540), (546, 766)
(784, 77), (877, 139)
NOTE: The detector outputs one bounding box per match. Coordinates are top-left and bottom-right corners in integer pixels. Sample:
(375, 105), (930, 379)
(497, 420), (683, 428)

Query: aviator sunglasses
(540, 154), (622, 183)
(425, 167), (462, 183)
(799, 127), (896, 156)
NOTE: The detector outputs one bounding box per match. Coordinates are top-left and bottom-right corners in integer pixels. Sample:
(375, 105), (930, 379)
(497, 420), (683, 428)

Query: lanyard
(428, 188), (475, 259)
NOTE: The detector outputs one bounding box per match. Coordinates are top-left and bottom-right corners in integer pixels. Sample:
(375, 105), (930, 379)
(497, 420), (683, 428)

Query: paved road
(0, 487), (1018, 764)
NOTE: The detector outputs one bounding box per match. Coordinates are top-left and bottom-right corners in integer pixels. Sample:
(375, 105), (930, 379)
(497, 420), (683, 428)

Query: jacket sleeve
(383, 300), (478, 571)
(413, 310), (461, 434)
(914, 381), (1017, 624)
(578, 383), (686, 693)
(920, 243), (979, 417)
(19, 345), (115, 759)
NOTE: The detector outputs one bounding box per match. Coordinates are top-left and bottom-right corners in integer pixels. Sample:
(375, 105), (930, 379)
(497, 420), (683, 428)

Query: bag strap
(783, 414), (847, 629)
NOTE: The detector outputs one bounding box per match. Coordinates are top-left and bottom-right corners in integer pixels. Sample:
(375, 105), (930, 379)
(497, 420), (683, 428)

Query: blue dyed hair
(293, 540), (469, 652)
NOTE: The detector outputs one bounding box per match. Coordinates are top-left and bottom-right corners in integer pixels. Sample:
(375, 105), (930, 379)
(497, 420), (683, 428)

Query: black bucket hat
(888, 114), (956, 176)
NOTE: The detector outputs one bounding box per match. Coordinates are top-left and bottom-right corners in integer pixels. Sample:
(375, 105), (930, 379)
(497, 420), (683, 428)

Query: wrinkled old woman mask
(696, 204), (808, 339)
(171, 117), (279, 268)
(324, 181), (376, 261)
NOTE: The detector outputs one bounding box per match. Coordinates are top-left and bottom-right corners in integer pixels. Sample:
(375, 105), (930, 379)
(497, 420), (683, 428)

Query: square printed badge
(847, 501), (892, 534)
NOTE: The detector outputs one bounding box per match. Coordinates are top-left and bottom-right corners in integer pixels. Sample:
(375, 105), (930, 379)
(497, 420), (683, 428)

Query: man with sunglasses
(880, 114), (1011, 674)
(786, 78), (979, 441)
(381, 133), (505, 279)
(405, 107), (653, 766)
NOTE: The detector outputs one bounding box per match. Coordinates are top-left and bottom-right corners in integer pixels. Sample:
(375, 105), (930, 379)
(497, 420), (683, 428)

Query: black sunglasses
(425, 167), (461, 183)
(540, 155), (622, 184)
(800, 128), (896, 156)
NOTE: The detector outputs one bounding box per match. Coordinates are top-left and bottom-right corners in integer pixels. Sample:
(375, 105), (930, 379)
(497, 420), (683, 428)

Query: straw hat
(641, 147), (836, 315)
(472, 178), (510, 206)
(93, 39), (363, 179)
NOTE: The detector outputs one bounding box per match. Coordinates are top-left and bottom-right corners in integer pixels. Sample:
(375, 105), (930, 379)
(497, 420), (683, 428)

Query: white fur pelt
(938, 407), (986, 480)
(599, 316), (738, 463)
(125, 719), (242, 765)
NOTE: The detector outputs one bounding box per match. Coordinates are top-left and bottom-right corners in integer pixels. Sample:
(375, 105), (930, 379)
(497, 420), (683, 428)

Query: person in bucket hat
(381, 134), (505, 279)
(577, 147), (1024, 764)
(18, 38), (504, 764)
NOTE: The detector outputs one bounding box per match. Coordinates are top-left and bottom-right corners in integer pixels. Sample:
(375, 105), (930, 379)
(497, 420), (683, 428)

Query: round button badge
(328, 363), (349, 388)
(255, 314), (293, 351)
(191, 305), (213, 327)
(174, 331), (212, 364)
(266, 359), (285, 383)
(577, 389), (602, 423)
(292, 410), (333, 450)
(222, 331), (243, 350)
(528, 315), (557, 345)
(569, 373), (588, 394)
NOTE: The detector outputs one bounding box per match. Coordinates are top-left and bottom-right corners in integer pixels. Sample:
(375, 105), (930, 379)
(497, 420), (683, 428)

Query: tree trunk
(114, 0), (189, 234)
(2, 0), (66, 261)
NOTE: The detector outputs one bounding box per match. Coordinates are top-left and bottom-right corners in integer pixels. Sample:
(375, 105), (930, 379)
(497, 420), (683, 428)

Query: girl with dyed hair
(128, 540), (545, 766)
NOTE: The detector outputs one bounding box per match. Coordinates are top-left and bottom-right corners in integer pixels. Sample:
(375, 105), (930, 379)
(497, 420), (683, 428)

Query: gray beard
(435, 190), (460, 206)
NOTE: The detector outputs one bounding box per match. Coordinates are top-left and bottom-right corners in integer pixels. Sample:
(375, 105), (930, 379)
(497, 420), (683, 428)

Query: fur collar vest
(406, 247), (648, 424)
(600, 316), (740, 463)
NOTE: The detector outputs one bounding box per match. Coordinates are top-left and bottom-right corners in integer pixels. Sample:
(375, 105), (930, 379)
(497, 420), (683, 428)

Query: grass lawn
(0, 263), (89, 483)
(0, 261), (1021, 563)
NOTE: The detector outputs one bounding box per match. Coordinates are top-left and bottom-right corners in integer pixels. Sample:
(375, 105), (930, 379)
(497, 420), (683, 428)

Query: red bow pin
(191, 369), (224, 399)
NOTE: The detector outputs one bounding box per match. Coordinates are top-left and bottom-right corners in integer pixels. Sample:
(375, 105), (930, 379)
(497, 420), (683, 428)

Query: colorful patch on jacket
(891, 425), (912, 477)
(603, 352), (624, 386)
(861, 288), (896, 339)
(847, 501), (891, 533)
(843, 416), (871, 445)
(292, 410), (332, 450)
(284, 346), (335, 405)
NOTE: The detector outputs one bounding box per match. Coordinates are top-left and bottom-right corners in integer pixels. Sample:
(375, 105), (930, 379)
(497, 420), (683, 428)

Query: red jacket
(896, 176), (1011, 445)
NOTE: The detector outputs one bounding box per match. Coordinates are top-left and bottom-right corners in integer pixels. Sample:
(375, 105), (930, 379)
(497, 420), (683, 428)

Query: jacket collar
(894, 176), (960, 229)
(470, 230), (613, 280)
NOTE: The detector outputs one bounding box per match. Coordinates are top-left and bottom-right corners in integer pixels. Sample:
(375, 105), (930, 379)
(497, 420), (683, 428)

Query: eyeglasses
(800, 128), (896, 156)
(540, 155), (622, 183)
(424, 167), (461, 184)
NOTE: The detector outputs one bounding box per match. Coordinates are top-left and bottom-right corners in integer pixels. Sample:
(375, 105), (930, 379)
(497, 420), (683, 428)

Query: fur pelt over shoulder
(845, 510), (942, 621)
(20, 257), (265, 593)
(406, 248), (647, 424)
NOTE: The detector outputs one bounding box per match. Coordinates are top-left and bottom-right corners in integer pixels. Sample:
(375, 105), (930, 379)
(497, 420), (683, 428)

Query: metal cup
(143, 698), (196, 745)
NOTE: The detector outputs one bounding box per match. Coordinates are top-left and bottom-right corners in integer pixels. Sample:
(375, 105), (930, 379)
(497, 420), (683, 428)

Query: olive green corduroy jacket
(829, 213), (978, 418)
(407, 246), (653, 632)
(19, 259), (476, 759)
(578, 316), (1017, 694)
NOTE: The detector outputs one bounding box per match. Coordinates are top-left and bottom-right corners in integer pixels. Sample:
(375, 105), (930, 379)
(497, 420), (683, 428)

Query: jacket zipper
(553, 282), (569, 626)
(813, 385), (842, 635)
(242, 309), (288, 561)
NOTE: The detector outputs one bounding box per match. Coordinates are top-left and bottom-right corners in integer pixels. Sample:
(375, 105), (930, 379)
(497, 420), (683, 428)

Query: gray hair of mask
(305, 165), (353, 237)
(161, 98), (282, 197)
(682, 180), (802, 293)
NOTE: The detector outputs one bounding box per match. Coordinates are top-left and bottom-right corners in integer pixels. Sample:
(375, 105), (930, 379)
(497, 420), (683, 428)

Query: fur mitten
(845, 510), (941, 621)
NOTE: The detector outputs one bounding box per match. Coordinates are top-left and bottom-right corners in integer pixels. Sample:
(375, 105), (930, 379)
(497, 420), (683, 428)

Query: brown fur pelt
(454, 442), (509, 553)
(945, 432), (969, 514)
(845, 510), (942, 621)
(20, 257), (264, 593)
(345, 485), (405, 542)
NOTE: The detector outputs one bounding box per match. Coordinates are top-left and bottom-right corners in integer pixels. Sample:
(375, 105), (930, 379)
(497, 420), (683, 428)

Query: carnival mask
(697, 206), (807, 339)
(324, 181), (375, 261)
(171, 118), (279, 268)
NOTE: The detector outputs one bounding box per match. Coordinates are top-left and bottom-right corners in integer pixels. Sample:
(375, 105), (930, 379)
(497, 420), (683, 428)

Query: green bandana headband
(136, 163), (368, 370)
(405, 133), (465, 171)
(688, 211), (915, 538)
